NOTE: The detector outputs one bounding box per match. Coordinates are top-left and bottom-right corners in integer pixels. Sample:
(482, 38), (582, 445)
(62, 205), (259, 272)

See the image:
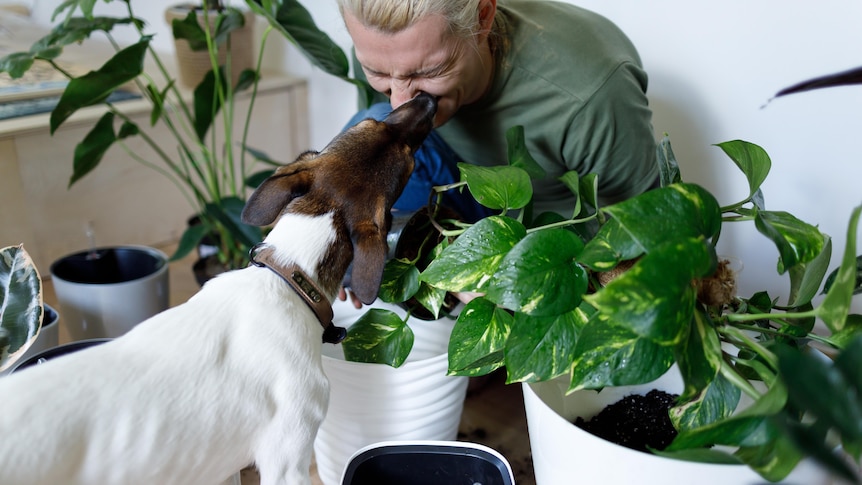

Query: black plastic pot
(50, 247), (166, 285)
(13, 339), (111, 373)
(341, 442), (515, 485)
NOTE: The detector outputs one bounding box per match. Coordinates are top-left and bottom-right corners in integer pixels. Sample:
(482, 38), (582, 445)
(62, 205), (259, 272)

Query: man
(337, 0), (658, 305)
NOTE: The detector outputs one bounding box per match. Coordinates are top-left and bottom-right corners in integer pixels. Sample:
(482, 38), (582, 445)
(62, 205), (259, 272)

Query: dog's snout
(411, 92), (438, 114)
(383, 92), (438, 149)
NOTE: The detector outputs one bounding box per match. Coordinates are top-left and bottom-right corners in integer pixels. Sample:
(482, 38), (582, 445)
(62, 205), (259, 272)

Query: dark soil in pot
(575, 389), (679, 453)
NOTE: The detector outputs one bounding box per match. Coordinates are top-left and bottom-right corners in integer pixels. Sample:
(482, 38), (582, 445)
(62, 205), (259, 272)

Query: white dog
(0, 92), (438, 485)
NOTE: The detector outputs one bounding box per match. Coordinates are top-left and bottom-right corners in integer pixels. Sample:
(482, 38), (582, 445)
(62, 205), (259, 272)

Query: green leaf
(787, 236), (832, 307)
(250, 0), (350, 78)
(420, 216), (526, 292)
(193, 67), (226, 142)
(52, 0), (98, 21)
(171, 223), (209, 262)
(50, 37), (150, 133)
(835, 335), (862, 400)
(204, 196), (262, 251)
(823, 254), (862, 296)
(578, 173), (599, 214)
(172, 8), (248, 52)
(0, 17), (141, 79)
(503, 307), (587, 383)
(657, 135), (682, 187)
(817, 205), (862, 332)
(668, 381), (787, 450)
(557, 171), (582, 217)
(568, 318), (674, 391)
(486, 228), (587, 316)
(69, 111), (117, 187)
(342, 309), (414, 367)
(602, 183), (721, 252)
(668, 413), (775, 451)
(117, 121), (139, 139)
(0, 52), (36, 78)
(585, 237), (715, 345)
(777, 417), (859, 484)
(458, 164), (533, 211)
(505, 125), (545, 179)
(245, 170), (275, 189)
(0, 245), (43, 372)
(578, 218), (644, 271)
(715, 140), (771, 202)
(777, 345), (862, 443)
(754, 210), (825, 274)
(411, 282), (449, 320)
(671, 371), (741, 432)
(671, 308), (741, 430)
(447, 298), (513, 376)
(243, 146), (284, 167)
(377, 259), (420, 304)
(734, 434), (804, 483)
(171, 11), (205, 49)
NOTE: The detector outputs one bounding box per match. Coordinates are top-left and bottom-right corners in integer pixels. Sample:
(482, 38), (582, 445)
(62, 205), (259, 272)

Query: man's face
(345, 11), (493, 127)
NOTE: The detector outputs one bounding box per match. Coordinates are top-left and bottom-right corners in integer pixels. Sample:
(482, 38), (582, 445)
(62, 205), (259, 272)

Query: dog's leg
(254, 413), (323, 485)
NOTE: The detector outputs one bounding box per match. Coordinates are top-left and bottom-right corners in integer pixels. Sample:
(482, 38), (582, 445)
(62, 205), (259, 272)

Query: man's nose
(389, 79), (418, 110)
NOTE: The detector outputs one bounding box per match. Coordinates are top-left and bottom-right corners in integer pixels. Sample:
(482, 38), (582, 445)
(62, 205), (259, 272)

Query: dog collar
(249, 243), (347, 344)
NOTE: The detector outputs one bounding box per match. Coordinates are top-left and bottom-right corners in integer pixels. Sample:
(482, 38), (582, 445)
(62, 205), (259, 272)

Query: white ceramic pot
(314, 300), (469, 485)
(50, 246), (169, 341)
(523, 367), (836, 485)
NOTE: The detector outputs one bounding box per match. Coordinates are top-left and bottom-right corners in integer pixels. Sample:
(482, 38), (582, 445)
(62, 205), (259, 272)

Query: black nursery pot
(341, 442), (514, 485)
(50, 247), (166, 285)
(13, 339), (111, 373)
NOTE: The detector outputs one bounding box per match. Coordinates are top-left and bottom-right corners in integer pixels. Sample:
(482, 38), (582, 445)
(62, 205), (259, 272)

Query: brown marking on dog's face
(242, 93), (438, 304)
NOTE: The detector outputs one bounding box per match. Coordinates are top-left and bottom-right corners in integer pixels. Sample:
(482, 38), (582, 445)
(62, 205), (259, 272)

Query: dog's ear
(348, 203), (390, 304)
(242, 168), (314, 226)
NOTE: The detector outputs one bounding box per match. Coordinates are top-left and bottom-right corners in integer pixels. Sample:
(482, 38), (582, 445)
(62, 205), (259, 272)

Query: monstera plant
(343, 127), (862, 481)
(0, 0), (372, 271)
(0, 245), (43, 373)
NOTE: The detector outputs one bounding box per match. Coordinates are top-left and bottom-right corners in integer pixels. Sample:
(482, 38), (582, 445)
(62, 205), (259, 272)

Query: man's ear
(241, 170), (313, 226)
(477, 0), (497, 37)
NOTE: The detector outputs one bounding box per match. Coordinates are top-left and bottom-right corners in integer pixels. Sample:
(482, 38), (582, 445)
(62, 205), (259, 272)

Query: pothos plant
(343, 126), (862, 481)
(0, 0), (373, 270)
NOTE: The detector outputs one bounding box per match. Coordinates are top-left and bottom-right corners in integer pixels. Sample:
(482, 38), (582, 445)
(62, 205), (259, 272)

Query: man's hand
(338, 287), (364, 309)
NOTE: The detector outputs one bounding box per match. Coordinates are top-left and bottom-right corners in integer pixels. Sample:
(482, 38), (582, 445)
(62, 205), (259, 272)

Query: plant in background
(0, 0), (372, 270)
(0, 245), (43, 372)
(344, 125), (862, 481)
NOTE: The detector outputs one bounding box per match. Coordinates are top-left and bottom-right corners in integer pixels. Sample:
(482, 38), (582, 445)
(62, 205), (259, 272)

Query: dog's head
(241, 92), (437, 304)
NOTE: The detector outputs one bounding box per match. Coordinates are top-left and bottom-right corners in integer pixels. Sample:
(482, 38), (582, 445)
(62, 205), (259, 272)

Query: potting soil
(574, 389), (679, 453)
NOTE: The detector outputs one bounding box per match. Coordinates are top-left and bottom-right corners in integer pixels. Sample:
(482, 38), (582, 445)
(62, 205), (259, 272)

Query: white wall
(25, 0), (862, 307)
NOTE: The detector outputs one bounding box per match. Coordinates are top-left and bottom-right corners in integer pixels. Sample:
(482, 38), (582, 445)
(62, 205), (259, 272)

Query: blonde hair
(336, 0), (484, 38)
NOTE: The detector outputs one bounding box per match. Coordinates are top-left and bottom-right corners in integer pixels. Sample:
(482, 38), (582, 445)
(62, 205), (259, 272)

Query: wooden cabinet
(0, 72), (309, 271)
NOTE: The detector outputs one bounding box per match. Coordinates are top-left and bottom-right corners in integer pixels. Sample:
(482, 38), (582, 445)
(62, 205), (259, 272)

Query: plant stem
(719, 360), (762, 399)
(718, 325), (779, 370)
(725, 309), (818, 325)
(239, 25), (272, 188)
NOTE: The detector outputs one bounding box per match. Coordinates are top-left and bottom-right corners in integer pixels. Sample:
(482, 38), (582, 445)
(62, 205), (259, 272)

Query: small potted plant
(0, 0), (372, 275)
(344, 101), (862, 482)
